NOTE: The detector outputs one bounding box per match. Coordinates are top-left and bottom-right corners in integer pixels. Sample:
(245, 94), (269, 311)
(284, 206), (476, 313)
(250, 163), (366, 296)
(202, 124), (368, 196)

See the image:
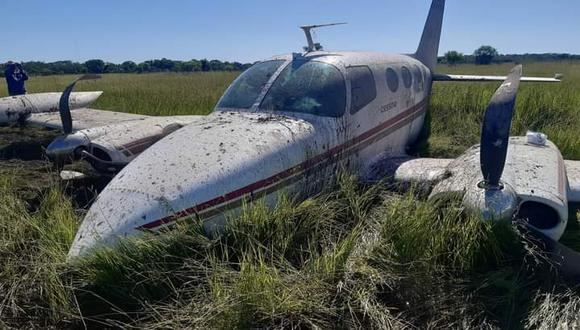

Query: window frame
(347, 65), (377, 115)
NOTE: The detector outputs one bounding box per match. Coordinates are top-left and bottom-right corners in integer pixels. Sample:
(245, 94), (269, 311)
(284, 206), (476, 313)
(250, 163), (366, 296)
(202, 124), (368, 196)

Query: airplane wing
(432, 73), (562, 83)
(0, 91), (103, 123)
(28, 108), (150, 131)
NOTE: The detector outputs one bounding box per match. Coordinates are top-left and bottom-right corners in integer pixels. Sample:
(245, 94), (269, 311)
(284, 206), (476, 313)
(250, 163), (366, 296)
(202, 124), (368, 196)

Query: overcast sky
(2, 0), (579, 64)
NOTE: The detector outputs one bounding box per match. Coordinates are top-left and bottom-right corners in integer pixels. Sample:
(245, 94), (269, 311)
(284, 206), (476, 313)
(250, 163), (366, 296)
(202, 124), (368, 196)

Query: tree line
(441, 46), (580, 65)
(0, 58), (253, 76)
(3, 50), (579, 76)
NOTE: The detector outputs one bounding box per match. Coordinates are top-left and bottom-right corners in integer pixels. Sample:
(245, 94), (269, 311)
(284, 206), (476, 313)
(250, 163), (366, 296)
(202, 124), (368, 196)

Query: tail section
(415, 0), (446, 71)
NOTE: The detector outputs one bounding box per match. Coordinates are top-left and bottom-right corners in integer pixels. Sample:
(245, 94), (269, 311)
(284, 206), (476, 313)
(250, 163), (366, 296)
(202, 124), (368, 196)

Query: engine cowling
(428, 137), (568, 241)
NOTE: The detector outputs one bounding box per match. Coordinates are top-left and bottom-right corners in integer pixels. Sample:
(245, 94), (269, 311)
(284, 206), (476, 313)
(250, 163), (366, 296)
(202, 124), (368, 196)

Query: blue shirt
(5, 67), (28, 96)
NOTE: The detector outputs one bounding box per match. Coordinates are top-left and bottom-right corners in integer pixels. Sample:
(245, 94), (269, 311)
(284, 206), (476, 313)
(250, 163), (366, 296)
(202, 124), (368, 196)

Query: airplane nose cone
(68, 188), (167, 258)
(69, 111), (322, 258)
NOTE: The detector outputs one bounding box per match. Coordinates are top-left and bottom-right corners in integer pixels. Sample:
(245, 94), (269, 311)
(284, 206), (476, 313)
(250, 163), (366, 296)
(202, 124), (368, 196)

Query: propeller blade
(480, 65), (522, 188)
(521, 224), (580, 280)
(58, 74), (101, 135)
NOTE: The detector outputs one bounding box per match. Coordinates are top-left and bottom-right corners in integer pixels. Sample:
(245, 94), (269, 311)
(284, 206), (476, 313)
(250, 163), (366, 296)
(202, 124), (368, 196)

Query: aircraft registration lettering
(380, 101), (398, 113)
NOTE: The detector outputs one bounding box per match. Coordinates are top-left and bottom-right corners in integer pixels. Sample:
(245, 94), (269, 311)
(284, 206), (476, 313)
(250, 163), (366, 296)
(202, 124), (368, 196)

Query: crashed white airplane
(1, 0), (578, 262)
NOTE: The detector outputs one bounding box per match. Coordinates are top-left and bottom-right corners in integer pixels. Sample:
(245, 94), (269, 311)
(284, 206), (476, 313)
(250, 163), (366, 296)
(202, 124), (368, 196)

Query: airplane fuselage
(69, 51), (433, 256)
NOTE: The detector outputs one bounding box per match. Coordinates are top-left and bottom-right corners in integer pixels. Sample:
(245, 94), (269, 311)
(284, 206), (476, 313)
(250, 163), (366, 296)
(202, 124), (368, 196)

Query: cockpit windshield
(260, 60), (346, 118)
(217, 60), (284, 109)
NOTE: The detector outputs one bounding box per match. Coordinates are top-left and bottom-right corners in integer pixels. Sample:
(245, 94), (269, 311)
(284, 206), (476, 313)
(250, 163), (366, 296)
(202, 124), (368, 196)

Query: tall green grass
(3, 61), (577, 159)
(430, 61), (580, 159)
(0, 174), (575, 328)
(0, 72), (238, 116)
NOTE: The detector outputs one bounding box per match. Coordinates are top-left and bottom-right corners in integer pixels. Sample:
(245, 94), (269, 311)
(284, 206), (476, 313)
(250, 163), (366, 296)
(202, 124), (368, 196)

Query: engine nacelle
(426, 137), (568, 241)
(79, 116), (196, 173)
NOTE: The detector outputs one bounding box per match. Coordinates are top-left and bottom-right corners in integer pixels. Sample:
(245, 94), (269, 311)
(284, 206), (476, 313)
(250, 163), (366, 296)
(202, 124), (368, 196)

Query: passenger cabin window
(385, 67), (399, 93)
(348, 66), (376, 114)
(260, 60), (346, 118)
(401, 66), (412, 89)
(413, 65), (424, 92)
(217, 60), (284, 109)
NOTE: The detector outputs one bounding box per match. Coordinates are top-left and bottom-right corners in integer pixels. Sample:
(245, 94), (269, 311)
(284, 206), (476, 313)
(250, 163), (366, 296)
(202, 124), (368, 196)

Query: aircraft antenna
(300, 22), (346, 52)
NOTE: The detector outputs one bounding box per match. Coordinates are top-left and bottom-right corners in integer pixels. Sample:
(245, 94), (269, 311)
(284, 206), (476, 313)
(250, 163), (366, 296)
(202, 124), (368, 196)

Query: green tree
(84, 59), (105, 73)
(136, 62), (151, 73)
(104, 62), (120, 73)
(474, 46), (498, 65)
(120, 61), (137, 73)
(444, 50), (464, 65)
(200, 59), (210, 71)
(180, 60), (201, 72)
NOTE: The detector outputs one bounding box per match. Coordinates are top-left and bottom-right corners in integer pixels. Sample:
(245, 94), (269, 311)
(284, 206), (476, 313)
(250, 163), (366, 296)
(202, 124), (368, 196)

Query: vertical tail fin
(415, 0), (446, 71)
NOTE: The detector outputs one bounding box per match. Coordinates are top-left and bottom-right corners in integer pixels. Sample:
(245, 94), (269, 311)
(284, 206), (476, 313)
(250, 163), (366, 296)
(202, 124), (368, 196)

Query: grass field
(0, 62), (579, 329)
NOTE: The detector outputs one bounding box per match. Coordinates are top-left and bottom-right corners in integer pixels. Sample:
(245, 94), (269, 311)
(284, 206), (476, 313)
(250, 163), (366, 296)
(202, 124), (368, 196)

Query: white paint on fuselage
(69, 51), (433, 258)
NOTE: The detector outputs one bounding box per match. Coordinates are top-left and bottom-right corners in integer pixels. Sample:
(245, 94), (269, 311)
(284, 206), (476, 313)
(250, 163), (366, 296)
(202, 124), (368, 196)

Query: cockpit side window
(259, 60), (346, 118)
(348, 66), (376, 114)
(217, 60), (284, 109)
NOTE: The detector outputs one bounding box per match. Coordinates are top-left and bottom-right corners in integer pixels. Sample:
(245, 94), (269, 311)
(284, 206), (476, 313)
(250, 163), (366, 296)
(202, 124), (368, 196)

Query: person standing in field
(4, 61), (29, 96)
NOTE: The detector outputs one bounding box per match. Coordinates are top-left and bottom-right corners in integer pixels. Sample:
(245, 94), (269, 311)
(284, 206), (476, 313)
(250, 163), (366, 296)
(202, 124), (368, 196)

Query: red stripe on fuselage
(138, 99), (428, 230)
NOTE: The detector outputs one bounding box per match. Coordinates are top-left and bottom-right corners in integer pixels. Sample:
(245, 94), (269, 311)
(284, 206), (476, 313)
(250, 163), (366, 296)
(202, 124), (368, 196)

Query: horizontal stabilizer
(433, 73), (561, 83)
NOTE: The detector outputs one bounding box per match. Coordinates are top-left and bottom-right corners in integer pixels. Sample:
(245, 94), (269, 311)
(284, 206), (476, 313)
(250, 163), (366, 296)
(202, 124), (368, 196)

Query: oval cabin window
(401, 66), (412, 89)
(385, 67), (399, 93)
(413, 65), (424, 92)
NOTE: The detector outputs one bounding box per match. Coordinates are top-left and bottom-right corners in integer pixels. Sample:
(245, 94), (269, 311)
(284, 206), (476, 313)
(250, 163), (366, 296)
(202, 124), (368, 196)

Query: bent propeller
(59, 74), (101, 134)
(45, 75), (100, 162)
(480, 65), (522, 188)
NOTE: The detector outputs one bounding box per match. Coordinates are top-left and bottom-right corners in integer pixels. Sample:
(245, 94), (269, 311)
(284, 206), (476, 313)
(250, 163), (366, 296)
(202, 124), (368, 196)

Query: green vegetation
(439, 49), (580, 65)
(0, 58), (252, 77)
(0, 61), (578, 328)
(429, 61), (580, 160)
(474, 46), (499, 65)
(444, 50), (464, 65)
(0, 72), (239, 116)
